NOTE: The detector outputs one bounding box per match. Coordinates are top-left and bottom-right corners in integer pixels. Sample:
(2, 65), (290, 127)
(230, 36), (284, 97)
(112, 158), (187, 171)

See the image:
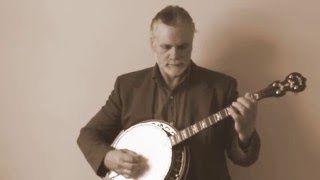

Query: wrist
(104, 149), (116, 169)
(238, 129), (255, 144)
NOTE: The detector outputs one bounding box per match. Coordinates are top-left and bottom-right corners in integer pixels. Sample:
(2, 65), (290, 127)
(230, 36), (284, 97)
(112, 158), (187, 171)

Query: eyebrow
(160, 42), (189, 47)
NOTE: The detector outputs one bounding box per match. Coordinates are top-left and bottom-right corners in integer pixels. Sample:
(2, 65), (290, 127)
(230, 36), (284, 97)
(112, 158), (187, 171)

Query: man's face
(151, 22), (194, 80)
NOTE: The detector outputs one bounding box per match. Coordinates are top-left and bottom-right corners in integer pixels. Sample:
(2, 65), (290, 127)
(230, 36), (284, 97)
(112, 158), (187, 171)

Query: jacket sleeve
(77, 77), (122, 177)
(223, 78), (261, 166)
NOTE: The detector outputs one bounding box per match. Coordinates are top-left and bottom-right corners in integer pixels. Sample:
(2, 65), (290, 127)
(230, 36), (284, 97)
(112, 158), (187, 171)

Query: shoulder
(192, 64), (237, 87)
(192, 64), (238, 106)
(118, 67), (153, 79)
(115, 67), (154, 87)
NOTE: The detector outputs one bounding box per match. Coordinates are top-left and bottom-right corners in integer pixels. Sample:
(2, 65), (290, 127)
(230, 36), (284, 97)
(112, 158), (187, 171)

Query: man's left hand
(228, 93), (258, 143)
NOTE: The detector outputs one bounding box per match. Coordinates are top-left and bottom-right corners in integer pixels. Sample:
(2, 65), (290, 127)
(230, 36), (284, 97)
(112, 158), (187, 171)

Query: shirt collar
(152, 61), (193, 87)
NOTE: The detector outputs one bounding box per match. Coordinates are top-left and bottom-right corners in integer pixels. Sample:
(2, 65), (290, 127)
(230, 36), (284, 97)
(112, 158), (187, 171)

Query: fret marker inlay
(201, 121), (207, 129)
(181, 130), (187, 139)
(191, 125), (198, 133)
(208, 116), (213, 125)
(215, 113), (222, 121)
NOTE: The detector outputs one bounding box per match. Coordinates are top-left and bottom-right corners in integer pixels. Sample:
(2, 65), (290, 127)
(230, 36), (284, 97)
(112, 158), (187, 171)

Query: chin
(169, 69), (186, 78)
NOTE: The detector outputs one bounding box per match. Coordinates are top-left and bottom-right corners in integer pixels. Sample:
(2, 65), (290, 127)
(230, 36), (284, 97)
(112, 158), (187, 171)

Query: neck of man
(164, 76), (185, 91)
(160, 69), (189, 91)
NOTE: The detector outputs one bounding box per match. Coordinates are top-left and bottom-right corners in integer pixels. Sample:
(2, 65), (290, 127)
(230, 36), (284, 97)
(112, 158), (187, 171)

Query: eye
(177, 44), (189, 50)
(160, 45), (172, 50)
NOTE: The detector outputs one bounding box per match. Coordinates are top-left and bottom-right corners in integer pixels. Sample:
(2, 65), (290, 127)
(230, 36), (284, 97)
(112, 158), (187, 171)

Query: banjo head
(107, 121), (174, 180)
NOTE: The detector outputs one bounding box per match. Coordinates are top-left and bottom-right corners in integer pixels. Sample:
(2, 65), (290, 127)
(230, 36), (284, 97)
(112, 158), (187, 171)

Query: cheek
(182, 49), (192, 57)
(155, 50), (169, 62)
(157, 56), (169, 65)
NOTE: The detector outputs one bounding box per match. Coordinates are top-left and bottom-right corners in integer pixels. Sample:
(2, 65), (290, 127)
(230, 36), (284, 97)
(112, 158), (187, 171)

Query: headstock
(253, 72), (306, 101)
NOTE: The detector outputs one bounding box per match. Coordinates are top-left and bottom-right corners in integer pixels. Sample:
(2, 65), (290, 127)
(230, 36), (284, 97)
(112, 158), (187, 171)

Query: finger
(227, 106), (242, 121)
(121, 161), (134, 170)
(123, 149), (141, 158)
(237, 97), (256, 110)
(121, 153), (141, 163)
(232, 101), (247, 116)
(121, 161), (143, 171)
(121, 161), (146, 178)
(245, 92), (257, 103)
(237, 97), (251, 109)
(119, 168), (132, 178)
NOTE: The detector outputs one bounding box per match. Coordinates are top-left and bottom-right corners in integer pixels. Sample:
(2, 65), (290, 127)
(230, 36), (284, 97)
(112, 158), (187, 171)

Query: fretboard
(169, 108), (231, 146)
(169, 92), (263, 146)
(168, 72), (307, 146)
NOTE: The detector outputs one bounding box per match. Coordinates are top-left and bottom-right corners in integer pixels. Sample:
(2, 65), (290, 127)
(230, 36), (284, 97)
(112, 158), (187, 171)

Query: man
(77, 5), (260, 180)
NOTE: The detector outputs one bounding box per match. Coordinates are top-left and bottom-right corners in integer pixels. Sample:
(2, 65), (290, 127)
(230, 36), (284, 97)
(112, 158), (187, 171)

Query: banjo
(106, 72), (306, 180)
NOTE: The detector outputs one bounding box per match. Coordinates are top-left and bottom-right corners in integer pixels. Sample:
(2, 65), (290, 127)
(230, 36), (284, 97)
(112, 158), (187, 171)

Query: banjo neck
(169, 107), (231, 146)
(169, 72), (306, 146)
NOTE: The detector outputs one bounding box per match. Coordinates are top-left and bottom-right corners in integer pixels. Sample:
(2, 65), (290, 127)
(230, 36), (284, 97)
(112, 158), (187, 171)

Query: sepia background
(1, 0), (319, 179)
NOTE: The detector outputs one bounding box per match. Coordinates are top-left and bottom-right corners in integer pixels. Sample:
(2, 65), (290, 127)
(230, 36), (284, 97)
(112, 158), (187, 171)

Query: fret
(191, 124), (199, 134)
(222, 110), (227, 117)
(222, 109), (227, 117)
(199, 120), (207, 129)
(222, 109), (226, 118)
(224, 108), (230, 116)
(215, 112), (222, 122)
(185, 127), (191, 137)
(213, 114), (218, 122)
(169, 136), (176, 145)
(204, 118), (209, 126)
(186, 128), (191, 138)
(175, 133), (182, 143)
(196, 123), (200, 131)
(208, 116), (214, 125)
(180, 129), (188, 139)
(170, 107), (232, 146)
(198, 121), (203, 129)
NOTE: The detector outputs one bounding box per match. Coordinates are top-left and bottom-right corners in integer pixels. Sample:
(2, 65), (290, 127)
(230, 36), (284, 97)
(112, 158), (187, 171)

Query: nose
(169, 47), (180, 60)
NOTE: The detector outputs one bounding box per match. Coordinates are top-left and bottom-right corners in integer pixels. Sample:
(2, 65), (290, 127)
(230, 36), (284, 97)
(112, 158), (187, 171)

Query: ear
(149, 34), (155, 50)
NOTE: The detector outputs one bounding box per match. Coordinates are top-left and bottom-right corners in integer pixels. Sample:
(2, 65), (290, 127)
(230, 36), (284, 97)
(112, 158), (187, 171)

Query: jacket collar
(150, 60), (209, 89)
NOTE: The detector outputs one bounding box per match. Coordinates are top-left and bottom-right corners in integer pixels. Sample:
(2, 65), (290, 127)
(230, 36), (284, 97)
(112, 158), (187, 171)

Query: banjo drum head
(108, 122), (173, 180)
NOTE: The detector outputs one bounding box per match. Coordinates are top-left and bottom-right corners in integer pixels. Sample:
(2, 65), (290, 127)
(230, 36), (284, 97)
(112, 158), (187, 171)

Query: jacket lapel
(127, 70), (156, 127)
(126, 63), (216, 128)
(188, 71), (215, 124)
(171, 62), (215, 127)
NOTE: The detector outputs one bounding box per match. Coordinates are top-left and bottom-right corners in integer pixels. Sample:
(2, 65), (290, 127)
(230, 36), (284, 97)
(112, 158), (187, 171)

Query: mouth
(167, 63), (184, 66)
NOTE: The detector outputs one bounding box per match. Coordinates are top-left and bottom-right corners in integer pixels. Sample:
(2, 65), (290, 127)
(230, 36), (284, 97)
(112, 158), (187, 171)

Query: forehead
(152, 22), (194, 44)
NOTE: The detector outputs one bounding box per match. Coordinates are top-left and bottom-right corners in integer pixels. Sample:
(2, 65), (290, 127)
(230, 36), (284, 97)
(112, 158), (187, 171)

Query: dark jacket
(77, 62), (260, 180)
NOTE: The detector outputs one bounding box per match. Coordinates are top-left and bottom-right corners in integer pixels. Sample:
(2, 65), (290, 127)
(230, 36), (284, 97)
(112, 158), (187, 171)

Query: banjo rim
(107, 119), (189, 180)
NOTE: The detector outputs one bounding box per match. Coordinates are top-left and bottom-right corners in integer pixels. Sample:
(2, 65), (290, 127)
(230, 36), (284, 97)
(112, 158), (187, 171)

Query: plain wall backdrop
(1, 0), (319, 179)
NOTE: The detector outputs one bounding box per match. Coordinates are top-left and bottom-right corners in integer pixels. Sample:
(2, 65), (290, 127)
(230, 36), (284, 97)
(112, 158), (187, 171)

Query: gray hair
(150, 5), (196, 33)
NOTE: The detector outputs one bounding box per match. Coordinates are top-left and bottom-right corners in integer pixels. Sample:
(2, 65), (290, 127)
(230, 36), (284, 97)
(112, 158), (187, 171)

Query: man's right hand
(104, 149), (147, 178)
